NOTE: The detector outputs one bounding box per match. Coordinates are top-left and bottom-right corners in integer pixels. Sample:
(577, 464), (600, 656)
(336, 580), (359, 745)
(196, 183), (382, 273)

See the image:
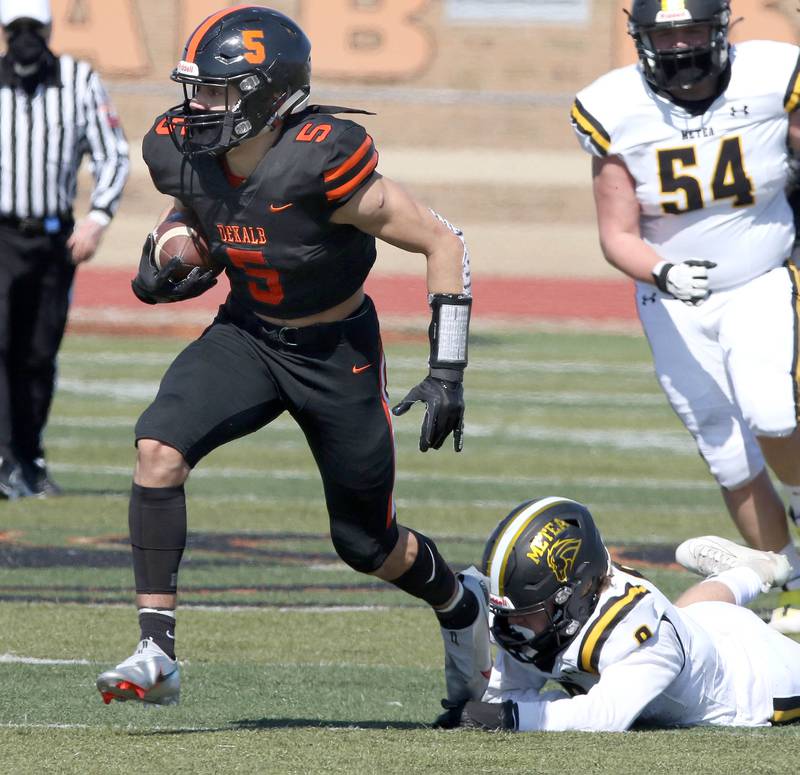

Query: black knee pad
(330, 518), (399, 573)
(129, 483), (187, 594)
(390, 529), (455, 608)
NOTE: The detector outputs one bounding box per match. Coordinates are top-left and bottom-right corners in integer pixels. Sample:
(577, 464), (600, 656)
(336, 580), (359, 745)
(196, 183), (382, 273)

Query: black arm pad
(428, 293), (471, 372)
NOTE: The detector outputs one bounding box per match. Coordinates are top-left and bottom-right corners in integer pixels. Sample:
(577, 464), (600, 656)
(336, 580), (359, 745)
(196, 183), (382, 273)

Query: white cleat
(675, 535), (791, 592)
(440, 568), (493, 704)
(96, 639), (180, 706)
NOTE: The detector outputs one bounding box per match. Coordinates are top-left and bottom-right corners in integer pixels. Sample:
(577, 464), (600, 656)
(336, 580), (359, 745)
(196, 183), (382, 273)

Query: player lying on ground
(95, 6), (489, 708)
(437, 497), (800, 731)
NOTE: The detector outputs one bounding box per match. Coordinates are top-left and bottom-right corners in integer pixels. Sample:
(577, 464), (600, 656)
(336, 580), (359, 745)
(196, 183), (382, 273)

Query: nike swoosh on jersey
(425, 543), (436, 583)
(352, 363), (372, 374)
(269, 203), (293, 212)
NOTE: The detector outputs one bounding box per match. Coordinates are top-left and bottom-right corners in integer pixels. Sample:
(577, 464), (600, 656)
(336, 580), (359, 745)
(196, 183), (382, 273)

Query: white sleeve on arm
(514, 623), (684, 732)
(83, 70), (130, 218)
(428, 209), (471, 296)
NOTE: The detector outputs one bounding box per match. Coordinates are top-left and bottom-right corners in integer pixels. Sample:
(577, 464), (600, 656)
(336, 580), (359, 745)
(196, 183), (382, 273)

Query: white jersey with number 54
(571, 40), (800, 291)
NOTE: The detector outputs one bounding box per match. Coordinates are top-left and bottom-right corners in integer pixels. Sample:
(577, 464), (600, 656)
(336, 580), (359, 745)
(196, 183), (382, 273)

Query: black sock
(138, 610), (176, 659)
(388, 529), (457, 608)
(436, 585), (479, 630)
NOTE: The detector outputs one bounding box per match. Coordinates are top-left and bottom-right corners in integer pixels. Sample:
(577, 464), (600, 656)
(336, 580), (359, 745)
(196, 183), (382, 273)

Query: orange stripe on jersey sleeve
(186, 5), (253, 63)
(323, 136), (374, 183)
(325, 150), (379, 201)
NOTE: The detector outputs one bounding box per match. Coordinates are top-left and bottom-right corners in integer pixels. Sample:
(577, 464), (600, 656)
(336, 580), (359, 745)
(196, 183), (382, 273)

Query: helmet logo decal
(526, 517), (569, 564)
(243, 30), (266, 64)
(656, 0), (692, 23)
(490, 593), (513, 610)
(175, 61), (199, 77)
(547, 538), (582, 584)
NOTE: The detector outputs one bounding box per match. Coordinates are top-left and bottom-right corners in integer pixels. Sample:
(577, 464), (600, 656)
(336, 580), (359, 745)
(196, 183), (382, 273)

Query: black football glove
(391, 369), (464, 452)
(433, 699), (518, 731)
(131, 233), (218, 305)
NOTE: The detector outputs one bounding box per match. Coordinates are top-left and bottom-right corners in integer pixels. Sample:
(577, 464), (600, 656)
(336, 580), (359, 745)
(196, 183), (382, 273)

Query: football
(152, 211), (212, 280)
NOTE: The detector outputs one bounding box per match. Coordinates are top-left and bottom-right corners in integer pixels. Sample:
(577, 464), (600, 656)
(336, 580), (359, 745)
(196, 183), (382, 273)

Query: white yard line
(0, 654), (92, 665)
(60, 354), (654, 374)
(49, 460), (710, 489)
(46, 423), (692, 454)
(52, 384), (664, 410)
(0, 722), (91, 730)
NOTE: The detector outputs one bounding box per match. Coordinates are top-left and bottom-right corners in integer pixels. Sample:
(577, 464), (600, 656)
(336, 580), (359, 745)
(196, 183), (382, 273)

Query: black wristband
(429, 367), (464, 382)
(428, 293), (471, 371)
(652, 262), (673, 294)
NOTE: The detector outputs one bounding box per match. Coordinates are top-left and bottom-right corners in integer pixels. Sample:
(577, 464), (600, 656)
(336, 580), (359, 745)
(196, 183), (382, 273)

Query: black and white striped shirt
(0, 53), (129, 224)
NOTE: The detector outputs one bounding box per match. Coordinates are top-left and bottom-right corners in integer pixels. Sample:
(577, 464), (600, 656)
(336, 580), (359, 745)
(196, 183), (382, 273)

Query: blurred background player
(0, 0), (128, 497)
(570, 0), (800, 632)
(96, 6), (489, 709)
(436, 497), (800, 732)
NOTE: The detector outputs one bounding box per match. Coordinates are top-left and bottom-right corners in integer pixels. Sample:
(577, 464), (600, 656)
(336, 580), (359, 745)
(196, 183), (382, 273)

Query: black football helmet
(482, 497), (609, 668)
(627, 0), (731, 92)
(164, 6), (311, 156)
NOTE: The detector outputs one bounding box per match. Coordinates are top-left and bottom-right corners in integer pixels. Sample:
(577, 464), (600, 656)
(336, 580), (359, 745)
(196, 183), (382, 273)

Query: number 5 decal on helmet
(243, 30), (266, 64)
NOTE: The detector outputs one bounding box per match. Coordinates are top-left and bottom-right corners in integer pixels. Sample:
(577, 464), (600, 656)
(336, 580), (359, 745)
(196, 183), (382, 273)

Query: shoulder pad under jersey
(142, 114), (187, 198)
(280, 111), (379, 208)
(570, 65), (645, 158)
(573, 579), (666, 675)
(729, 40), (800, 113)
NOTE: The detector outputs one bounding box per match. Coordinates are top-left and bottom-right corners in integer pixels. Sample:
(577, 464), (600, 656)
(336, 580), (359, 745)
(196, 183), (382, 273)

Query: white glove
(652, 260), (717, 305)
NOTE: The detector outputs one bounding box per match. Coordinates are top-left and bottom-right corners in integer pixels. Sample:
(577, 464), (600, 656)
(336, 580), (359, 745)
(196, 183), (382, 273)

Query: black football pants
(135, 296), (400, 572)
(0, 225), (74, 464)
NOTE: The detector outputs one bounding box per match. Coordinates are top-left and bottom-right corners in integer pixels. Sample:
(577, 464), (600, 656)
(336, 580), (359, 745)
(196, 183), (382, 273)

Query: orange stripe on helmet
(325, 151), (379, 201)
(185, 5), (255, 63)
(323, 136), (374, 183)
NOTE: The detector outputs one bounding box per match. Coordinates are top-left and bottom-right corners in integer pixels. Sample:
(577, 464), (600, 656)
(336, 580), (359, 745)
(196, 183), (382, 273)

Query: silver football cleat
(440, 568), (493, 704)
(96, 638), (180, 705)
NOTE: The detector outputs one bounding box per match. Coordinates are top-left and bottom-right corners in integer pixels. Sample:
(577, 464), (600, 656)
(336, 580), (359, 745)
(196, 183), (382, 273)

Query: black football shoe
(0, 457), (31, 499)
(20, 457), (63, 497)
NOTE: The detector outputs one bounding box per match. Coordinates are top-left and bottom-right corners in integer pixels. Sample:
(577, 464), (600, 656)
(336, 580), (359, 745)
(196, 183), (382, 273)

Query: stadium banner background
(30, 0), (799, 325)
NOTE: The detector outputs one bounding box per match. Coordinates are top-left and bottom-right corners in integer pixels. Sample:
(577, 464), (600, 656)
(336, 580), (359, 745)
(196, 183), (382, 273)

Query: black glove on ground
(433, 699), (518, 731)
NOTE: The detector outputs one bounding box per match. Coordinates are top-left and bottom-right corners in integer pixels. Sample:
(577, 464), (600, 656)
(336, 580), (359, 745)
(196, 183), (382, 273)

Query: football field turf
(1, 327), (798, 774)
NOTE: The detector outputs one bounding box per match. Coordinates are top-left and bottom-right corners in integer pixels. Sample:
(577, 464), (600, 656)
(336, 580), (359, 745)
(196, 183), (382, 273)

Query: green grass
(1, 328), (797, 774)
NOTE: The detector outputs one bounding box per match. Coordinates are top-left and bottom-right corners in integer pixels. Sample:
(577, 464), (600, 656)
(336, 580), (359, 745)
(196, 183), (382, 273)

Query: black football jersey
(142, 106), (379, 318)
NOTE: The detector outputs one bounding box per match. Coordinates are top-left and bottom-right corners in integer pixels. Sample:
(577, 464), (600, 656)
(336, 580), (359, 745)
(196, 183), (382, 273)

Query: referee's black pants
(0, 224), (74, 464)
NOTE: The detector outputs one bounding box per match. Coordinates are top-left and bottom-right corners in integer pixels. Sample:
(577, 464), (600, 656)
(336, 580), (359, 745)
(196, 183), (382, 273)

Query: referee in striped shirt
(0, 0), (129, 498)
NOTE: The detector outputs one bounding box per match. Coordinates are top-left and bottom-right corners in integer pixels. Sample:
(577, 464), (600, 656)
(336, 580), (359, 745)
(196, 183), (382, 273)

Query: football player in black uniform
(96, 5), (490, 711)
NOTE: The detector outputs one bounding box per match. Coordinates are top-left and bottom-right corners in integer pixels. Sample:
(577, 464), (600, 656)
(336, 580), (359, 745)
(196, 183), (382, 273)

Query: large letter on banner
(301, 0), (432, 80)
(179, 0), (226, 54)
(49, 0), (148, 75)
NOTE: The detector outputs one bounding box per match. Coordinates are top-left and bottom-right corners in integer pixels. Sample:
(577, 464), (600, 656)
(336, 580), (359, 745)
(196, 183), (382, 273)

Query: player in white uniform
(570, 0), (800, 633)
(435, 497), (800, 732)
